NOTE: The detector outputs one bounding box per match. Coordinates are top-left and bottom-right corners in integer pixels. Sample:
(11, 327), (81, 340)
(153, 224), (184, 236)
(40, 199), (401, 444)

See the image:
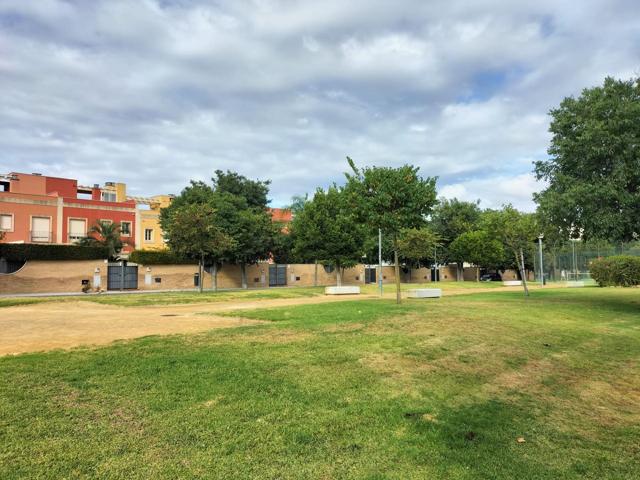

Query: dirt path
(0, 286), (538, 356)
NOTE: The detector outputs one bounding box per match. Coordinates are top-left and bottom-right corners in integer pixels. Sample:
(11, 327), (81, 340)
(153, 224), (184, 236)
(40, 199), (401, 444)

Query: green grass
(0, 286), (325, 308)
(0, 281), (506, 309)
(1, 288), (639, 478)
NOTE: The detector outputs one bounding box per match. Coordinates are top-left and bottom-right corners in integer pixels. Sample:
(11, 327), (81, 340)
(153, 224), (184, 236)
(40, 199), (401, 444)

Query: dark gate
(107, 262), (139, 290)
(364, 267), (377, 284)
(269, 264), (287, 287)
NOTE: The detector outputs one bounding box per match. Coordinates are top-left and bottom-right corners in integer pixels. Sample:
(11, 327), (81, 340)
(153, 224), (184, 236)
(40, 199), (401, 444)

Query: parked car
(480, 272), (502, 282)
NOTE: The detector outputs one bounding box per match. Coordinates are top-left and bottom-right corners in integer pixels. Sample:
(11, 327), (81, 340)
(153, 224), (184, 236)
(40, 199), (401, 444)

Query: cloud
(0, 0), (638, 210)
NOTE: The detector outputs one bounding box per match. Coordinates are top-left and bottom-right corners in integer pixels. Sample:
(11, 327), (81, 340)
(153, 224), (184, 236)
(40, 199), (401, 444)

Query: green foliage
(448, 230), (504, 270)
(0, 243), (109, 261)
(534, 77), (640, 242)
(77, 221), (127, 260)
(128, 250), (195, 265)
(271, 229), (296, 264)
(291, 186), (367, 283)
(212, 169), (271, 209)
(396, 228), (440, 265)
(482, 206), (538, 262)
(160, 203), (235, 263)
(589, 255), (640, 287)
(287, 194), (309, 215)
(345, 158), (438, 239)
(431, 198), (482, 245)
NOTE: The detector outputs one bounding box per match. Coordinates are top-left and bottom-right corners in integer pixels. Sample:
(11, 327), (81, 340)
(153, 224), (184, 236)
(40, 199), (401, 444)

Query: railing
(30, 231), (52, 243)
(68, 234), (86, 243)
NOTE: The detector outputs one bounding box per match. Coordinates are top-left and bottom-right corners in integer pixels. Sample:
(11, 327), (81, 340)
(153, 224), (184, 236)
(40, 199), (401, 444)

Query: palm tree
(78, 221), (127, 260)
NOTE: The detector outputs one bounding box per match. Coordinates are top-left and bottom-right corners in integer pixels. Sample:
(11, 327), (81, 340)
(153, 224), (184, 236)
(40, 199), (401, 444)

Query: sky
(0, 1), (638, 210)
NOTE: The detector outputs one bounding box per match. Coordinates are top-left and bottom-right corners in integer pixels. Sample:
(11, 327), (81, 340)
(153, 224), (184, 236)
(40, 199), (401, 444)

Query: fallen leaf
(516, 437), (526, 443)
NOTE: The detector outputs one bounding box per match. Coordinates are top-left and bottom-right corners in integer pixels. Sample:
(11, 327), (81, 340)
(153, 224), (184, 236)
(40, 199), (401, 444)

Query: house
(0, 172), (140, 251)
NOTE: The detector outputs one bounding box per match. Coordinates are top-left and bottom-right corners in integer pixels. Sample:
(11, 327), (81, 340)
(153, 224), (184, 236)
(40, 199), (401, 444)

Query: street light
(537, 234), (544, 286)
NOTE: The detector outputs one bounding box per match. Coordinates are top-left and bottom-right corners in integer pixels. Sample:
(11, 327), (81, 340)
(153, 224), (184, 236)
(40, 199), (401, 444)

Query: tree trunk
(394, 248), (401, 304)
(198, 255), (204, 293)
(518, 248), (529, 296)
(336, 262), (342, 286)
(476, 267), (480, 282)
(314, 260), (318, 287)
(240, 263), (247, 289)
(212, 262), (218, 292)
(457, 263), (463, 282)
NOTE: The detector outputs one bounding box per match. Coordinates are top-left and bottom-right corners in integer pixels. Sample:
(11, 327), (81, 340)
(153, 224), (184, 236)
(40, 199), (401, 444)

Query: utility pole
(378, 228), (383, 297)
(538, 234), (544, 286)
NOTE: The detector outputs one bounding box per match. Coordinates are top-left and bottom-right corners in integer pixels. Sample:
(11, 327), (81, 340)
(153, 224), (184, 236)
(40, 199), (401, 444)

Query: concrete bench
(406, 288), (442, 299)
(325, 286), (361, 295)
(503, 280), (522, 286)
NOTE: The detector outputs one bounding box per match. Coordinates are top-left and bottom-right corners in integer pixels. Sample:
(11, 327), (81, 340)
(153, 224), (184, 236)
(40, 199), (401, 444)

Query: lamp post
(378, 228), (383, 297)
(538, 234), (544, 286)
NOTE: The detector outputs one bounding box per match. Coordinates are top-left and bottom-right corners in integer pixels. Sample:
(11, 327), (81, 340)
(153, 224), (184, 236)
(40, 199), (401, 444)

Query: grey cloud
(0, 0), (639, 210)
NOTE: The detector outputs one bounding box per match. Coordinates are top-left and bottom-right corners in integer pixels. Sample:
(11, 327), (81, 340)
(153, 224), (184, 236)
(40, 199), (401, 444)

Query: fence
(533, 241), (640, 282)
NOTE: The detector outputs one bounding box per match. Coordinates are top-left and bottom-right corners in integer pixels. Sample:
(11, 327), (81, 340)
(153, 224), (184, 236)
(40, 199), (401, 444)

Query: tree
(482, 206), (538, 295)
(448, 230), (504, 281)
(534, 77), (640, 243)
(77, 221), (127, 261)
(430, 198), (482, 278)
(291, 186), (367, 286)
(345, 158), (438, 303)
(212, 170), (271, 209)
(160, 203), (234, 293)
(287, 194), (309, 215)
(397, 227), (440, 271)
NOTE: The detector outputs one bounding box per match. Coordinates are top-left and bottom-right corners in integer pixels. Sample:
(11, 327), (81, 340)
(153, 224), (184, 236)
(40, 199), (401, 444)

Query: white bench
(503, 280), (522, 286)
(325, 286), (361, 295)
(406, 288), (442, 298)
(566, 281), (585, 288)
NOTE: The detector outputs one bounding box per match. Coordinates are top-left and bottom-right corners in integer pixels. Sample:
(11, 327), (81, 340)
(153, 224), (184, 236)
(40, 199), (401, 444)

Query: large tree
(534, 77), (640, 243)
(448, 230), (504, 281)
(430, 198), (482, 278)
(291, 186), (366, 286)
(160, 203), (234, 293)
(482, 206), (538, 295)
(345, 158), (438, 303)
(212, 170), (271, 209)
(396, 228), (440, 282)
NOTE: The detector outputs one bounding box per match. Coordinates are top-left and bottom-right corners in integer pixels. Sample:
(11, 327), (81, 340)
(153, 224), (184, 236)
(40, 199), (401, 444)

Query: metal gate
(269, 264), (287, 287)
(107, 262), (139, 290)
(364, 267), (377, 284)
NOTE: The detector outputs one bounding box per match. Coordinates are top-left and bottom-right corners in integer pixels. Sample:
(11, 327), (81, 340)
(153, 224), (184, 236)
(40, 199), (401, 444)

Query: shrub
(590, 255), (640, 287)
(128, 249), (195, 265)
(0, 243), (109, 262)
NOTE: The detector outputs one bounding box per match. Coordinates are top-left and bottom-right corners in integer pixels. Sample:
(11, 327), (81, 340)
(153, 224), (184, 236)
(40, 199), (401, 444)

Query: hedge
(128, 250), (196, 265)
(589, 255), (640, 287)
(0, 243), (109, 262)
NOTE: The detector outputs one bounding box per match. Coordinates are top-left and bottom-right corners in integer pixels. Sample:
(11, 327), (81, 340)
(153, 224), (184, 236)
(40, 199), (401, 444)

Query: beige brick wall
(0, 260), (106, 294)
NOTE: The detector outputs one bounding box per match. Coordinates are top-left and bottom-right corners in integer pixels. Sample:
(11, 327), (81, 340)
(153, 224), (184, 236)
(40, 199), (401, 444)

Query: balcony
(30, 231), (52, 243)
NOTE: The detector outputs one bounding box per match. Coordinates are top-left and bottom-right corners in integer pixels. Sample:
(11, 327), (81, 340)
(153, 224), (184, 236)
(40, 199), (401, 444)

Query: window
(69, 219), (87, 242)
(121, 221), (131, 236)
(0, 214), (13, 231)
(144, 228), (153, 242)
(100, 219), (113, 225)
(31, 216), (52, 242)
(101, 191), (116, 202)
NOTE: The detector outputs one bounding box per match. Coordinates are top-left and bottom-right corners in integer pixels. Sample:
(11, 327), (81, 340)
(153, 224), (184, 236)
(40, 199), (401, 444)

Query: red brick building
(0, 172), (137, 251)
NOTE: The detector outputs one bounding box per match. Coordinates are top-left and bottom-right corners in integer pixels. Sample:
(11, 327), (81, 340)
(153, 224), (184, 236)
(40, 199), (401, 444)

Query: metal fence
(533, 241), (640, 282)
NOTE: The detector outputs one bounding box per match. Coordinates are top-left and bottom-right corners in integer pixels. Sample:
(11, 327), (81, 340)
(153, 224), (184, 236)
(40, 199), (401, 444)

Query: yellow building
(132, 194), (174, 251)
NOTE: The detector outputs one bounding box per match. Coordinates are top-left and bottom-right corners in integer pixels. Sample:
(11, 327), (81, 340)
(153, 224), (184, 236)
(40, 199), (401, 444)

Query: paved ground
(0, 286), (535, 356)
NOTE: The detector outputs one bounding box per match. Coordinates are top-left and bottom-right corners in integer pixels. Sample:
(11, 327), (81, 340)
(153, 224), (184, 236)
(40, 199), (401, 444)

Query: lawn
(0, 281), (505, 308)
(1, 288), (639, 479)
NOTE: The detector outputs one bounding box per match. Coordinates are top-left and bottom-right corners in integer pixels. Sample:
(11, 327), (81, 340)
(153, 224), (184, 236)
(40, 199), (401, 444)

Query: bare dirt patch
(0, 294), (379, 356)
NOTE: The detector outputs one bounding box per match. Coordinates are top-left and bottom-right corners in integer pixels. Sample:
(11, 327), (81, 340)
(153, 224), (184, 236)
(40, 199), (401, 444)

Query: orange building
(0, 173), (138, 251)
